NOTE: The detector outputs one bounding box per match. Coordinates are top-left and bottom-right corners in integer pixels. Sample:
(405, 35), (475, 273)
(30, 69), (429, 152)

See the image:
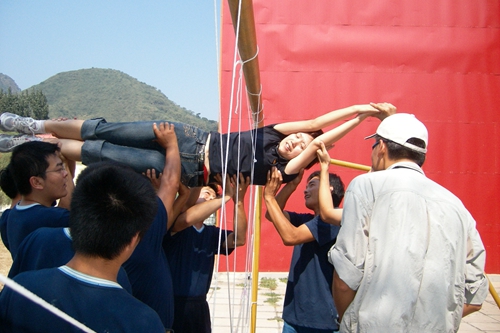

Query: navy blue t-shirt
(123, 196), (174, 329)
(8, 227), (132, 293)
(0, 209), (11, 250)
(282, 212), (340, 330)
(0, 267), (164, 333)
(164, 225), (232, 297)
(5, 203), (70, 259)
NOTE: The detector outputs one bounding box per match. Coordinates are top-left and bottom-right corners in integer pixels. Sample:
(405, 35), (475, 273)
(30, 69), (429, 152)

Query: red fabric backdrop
(218, 0), (500, 273)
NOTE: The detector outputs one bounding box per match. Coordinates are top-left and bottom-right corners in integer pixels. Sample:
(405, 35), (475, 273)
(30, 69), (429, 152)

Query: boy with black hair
(0, 162), (165, 332)
(3, 141), (74, 259)
(164, 173), (250, 333)
(264, 167), (344, 332)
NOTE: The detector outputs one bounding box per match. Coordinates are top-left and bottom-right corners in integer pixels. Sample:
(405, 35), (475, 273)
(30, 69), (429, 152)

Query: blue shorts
(81, 118), (209, 187)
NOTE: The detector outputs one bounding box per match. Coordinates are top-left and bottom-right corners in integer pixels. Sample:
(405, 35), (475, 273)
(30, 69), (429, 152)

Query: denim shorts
(81, 118), (209, 187)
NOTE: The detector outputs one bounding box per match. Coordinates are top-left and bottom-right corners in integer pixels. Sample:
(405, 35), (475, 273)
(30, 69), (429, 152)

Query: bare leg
(43, 137), (83, 161)
(44, 119), (85, 140)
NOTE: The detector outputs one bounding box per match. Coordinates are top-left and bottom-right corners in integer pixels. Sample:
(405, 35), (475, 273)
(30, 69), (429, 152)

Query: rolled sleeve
(464, 212), (488, 305)
(329, 245), (364, 290)
(328, 183), (370, 291)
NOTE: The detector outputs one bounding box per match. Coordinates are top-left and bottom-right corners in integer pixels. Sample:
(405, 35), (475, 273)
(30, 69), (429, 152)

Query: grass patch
(263, 292), (281, 305)
(259, 277), (277, 290)
(278, 277), (287, 284)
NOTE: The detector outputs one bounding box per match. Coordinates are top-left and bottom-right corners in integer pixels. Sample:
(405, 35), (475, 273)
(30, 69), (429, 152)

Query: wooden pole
(487, 275), (500, 309)
(227, 0), (263, 122)
(226, 1), (263, 332)
(330, 158), (371, 172)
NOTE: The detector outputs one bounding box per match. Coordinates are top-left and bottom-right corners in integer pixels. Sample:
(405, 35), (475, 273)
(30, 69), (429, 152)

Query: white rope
(241, 45), (259, 64)
(0, 273), (97, 333)
(209, 0), (266, 331)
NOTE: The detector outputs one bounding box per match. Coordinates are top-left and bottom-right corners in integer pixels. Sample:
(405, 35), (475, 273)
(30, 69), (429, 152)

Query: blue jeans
(80, 118), (209, 187)
(283, 321), (339, 333)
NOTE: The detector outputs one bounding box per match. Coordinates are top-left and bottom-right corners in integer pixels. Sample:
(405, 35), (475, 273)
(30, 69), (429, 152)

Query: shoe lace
(14, 117), (37, 134)
(9, 135), (38, 148)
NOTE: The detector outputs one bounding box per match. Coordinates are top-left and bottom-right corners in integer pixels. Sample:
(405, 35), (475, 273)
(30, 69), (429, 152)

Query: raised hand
(316, 141), (331, 170)
(231, 173), (250, 202)
(153, 122), (177, 149)
(264, 167), (283, 198)
(143, 168), (162, 192)
(369, 102), (397, 120)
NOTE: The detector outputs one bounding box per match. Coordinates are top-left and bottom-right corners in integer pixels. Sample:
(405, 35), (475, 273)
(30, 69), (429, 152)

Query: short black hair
(69, 162), (158, 260)
(9, 141), (60, 195)
(0, 167), (18, 199)
(308, 171), (345, 208)
(376, 135), (426, 167)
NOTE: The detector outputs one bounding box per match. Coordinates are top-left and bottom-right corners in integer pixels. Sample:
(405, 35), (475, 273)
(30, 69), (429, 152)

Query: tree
(0, 88), (49, 119)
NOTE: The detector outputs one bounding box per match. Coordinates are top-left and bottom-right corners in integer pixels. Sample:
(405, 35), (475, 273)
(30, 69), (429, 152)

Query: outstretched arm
(273, 104), (379, 135)
(284, 103), (396, 176)
(284, 115), (368, 175)
(171, 180), (233, 233)
(264, 168), (314, 246)
(154, 122), (180, 230)
(223, 173), (250, 248)
(170, 183), (190, 224)
(282, 103), (397, 176)
(316, 142), (342, 225)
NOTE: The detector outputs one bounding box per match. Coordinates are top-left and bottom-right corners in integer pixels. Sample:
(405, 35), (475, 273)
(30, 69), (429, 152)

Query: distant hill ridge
(29, 68), (218, 132)
(0, 73), (21, 93)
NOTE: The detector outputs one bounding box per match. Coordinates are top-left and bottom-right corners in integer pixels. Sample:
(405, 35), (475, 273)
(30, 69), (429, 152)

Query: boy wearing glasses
(2, 141), (74, 259)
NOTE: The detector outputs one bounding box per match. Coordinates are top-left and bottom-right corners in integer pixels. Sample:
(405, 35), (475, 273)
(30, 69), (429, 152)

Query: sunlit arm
(333, 270), (356, 321)
(317, 141), (342, 225)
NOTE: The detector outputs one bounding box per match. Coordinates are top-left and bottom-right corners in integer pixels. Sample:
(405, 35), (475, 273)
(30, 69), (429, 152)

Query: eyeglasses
(45, 167), (67, 175)
(371, 141), (380, 150)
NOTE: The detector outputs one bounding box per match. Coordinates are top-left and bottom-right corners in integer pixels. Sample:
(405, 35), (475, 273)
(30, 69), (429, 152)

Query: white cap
(365, 113), (428, 153)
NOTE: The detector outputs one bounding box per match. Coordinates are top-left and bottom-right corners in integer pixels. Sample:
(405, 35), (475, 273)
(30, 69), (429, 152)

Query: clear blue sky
(0, 0), (221, 121)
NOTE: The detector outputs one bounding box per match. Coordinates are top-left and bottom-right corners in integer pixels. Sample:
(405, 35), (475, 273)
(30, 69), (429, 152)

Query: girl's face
(277, 132), (315, 160)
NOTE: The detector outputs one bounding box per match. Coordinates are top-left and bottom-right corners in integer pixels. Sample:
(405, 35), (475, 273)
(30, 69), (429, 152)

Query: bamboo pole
(487, 275), (500, 309)
(227, 0), (263, 121)
(226, 1), (263, 332)
(330, 158), (371, 172)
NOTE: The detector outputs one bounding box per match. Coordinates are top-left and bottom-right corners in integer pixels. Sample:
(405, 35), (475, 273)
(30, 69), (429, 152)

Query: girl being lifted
(0, 102), (395, 187)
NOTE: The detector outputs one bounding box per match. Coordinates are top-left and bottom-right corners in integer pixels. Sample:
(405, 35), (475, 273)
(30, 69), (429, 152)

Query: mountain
(28, 68), (218, 132)
(0, 74), (21, 93)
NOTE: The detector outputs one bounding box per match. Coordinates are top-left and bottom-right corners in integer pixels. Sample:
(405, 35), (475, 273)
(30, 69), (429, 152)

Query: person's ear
(329, 186), (334, 193)
(29, 176), (44, 190)
(377, 140), (387, 156)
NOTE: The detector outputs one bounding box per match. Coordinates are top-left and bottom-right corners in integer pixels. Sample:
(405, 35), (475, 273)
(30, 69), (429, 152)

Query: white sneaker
(0, 113), (42, 134)
(0, 134), (42, 152)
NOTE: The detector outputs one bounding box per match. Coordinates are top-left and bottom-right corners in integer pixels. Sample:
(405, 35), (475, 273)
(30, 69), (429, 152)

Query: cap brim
(364, 133), (376, 140)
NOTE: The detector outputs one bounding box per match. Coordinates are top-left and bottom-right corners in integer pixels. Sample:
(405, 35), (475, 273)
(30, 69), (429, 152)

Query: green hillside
(0, 73), (21, 93)
(29, 68), (218, 132)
